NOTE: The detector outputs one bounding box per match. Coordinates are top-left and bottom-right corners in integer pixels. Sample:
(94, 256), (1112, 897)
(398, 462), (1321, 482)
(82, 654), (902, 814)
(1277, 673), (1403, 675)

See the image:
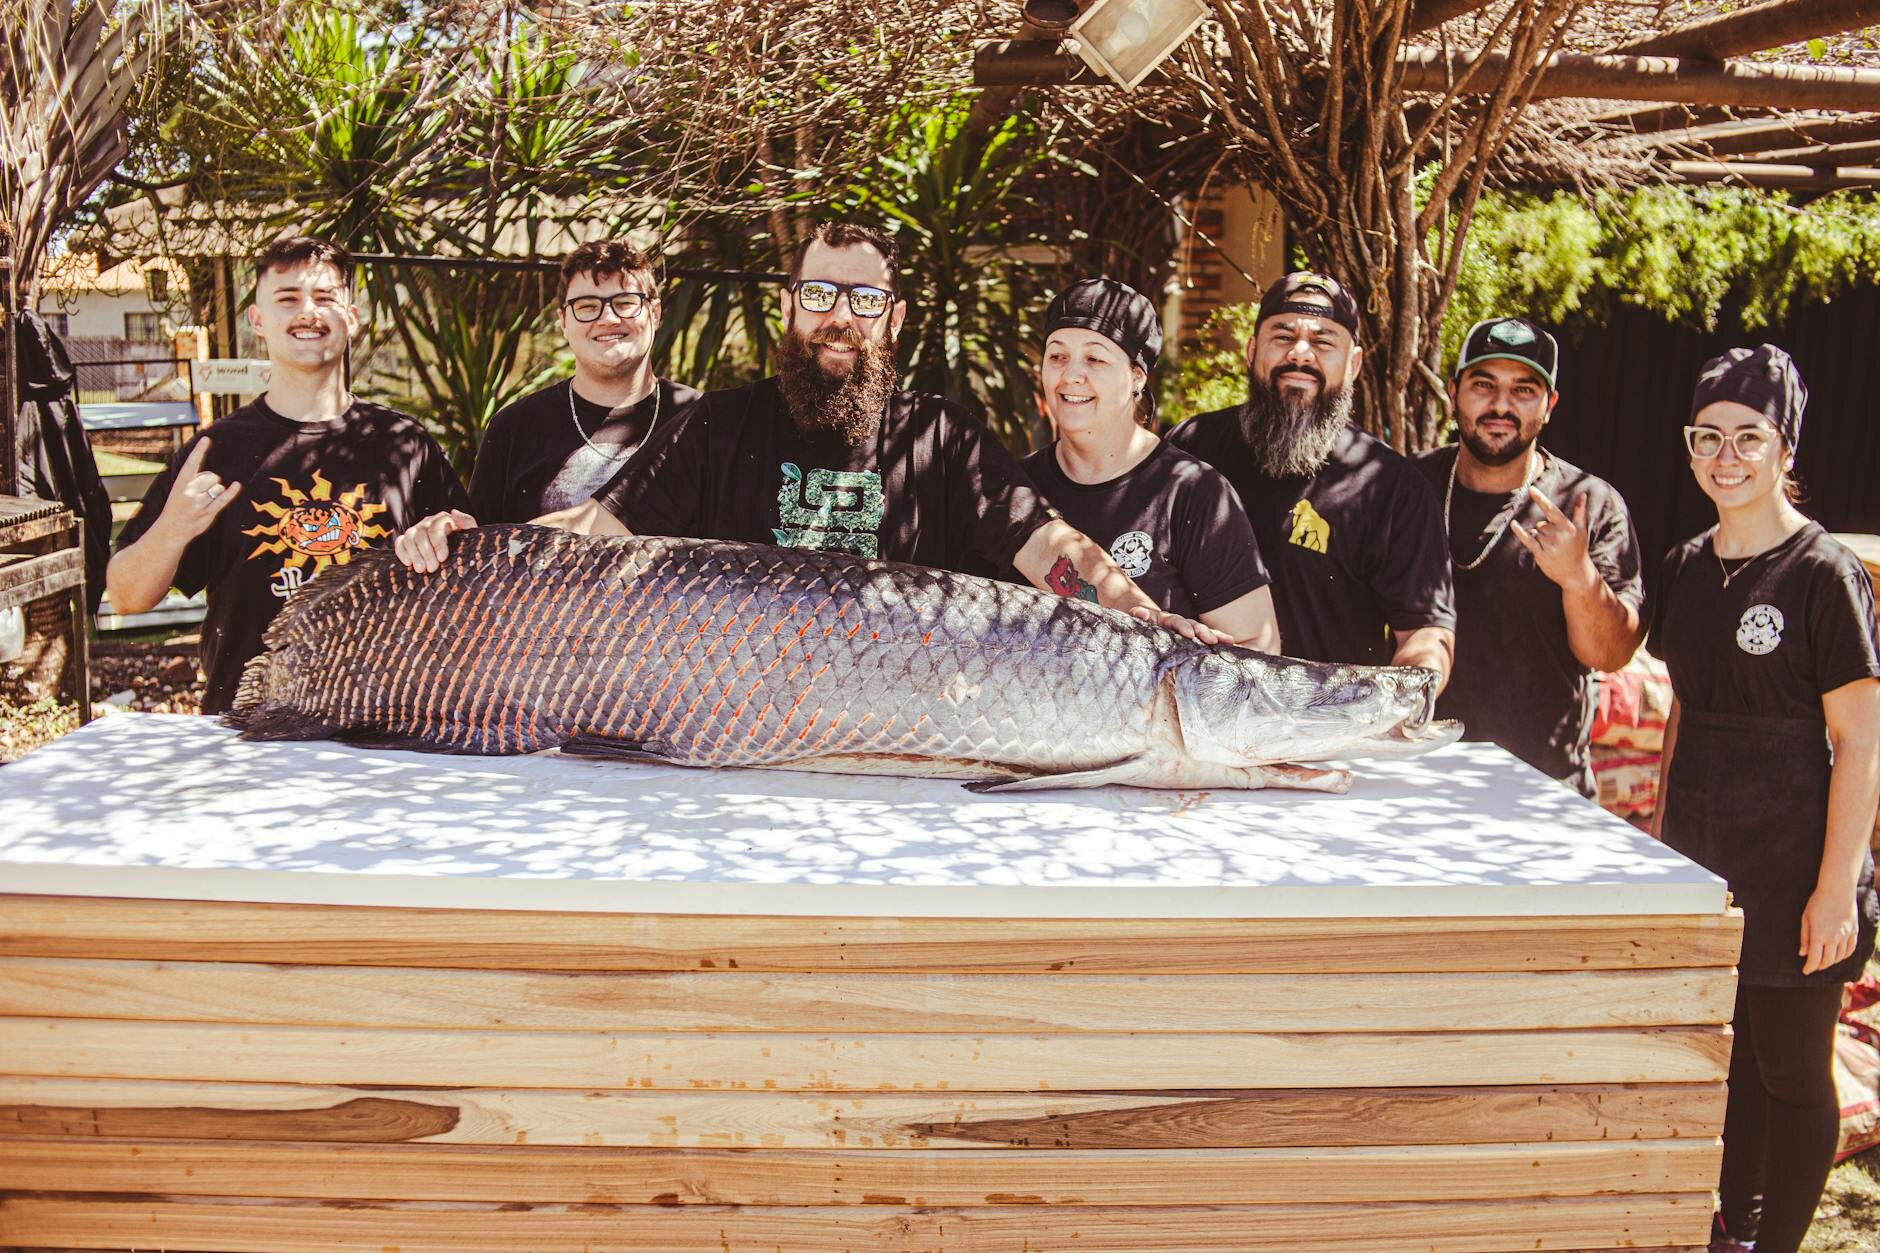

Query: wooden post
(1614, 0), (1880, 61)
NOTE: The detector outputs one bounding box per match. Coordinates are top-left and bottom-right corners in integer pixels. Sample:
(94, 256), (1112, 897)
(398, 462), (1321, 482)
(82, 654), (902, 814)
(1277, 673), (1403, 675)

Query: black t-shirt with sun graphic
(116, 398), (469, 712)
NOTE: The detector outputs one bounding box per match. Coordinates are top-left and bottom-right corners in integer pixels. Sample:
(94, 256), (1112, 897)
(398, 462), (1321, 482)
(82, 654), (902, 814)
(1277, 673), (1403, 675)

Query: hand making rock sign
(156, 437), (243, 543)
(1509, 487), (1599, 595)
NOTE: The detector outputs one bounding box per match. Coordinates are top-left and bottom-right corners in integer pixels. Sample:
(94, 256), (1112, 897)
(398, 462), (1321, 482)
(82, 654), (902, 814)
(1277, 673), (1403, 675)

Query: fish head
(1171, 650), (1460, 765)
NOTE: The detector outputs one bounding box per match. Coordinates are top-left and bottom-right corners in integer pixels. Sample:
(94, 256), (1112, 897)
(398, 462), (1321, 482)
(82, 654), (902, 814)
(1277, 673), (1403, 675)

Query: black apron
(1663, 708), (1879, 986)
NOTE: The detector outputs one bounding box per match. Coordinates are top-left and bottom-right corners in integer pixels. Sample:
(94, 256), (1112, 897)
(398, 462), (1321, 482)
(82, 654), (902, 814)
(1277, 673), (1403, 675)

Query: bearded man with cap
(1411, 317), (1646, 795)
(1018, 278), (1279, 650)
(400, 222), (1226, 641)
(1648, 344), (1879, 1253)
(1166, 272), (1454, 680)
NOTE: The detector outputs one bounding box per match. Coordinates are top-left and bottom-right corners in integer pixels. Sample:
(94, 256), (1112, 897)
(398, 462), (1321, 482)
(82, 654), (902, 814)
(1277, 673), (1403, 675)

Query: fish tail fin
(225, 545), (406, 737)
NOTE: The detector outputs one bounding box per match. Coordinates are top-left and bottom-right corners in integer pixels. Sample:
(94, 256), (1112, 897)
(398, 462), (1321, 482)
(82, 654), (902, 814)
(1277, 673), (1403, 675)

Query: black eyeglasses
(562, 292), (653, 322)
(790, 280), (897, 318)
(1683, 425), (1775, 461)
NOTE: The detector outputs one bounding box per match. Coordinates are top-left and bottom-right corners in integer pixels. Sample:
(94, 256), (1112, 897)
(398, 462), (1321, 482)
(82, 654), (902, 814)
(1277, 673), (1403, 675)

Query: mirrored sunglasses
(792, 280), (895, 318)
(563, 292), (652, 322)
(1683, 425), (1775, 461)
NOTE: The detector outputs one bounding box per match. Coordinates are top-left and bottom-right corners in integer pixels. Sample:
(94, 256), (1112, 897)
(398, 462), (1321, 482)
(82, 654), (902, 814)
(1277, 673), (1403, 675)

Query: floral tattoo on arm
(1046, 555), (1100, 603)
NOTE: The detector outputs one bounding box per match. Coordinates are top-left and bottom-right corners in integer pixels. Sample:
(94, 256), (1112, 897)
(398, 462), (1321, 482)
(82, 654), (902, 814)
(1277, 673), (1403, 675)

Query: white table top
(0, 713), (1723, 919)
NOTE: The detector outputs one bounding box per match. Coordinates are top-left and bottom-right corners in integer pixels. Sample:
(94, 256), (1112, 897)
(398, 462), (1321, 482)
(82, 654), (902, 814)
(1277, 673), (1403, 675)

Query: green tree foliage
(1170, 186), (1880, 426)
(1443, 186), (1880, 366)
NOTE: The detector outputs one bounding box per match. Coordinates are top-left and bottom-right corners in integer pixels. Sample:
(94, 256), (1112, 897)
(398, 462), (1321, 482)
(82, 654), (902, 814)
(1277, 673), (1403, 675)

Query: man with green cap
(1413, 316), (1646, 796)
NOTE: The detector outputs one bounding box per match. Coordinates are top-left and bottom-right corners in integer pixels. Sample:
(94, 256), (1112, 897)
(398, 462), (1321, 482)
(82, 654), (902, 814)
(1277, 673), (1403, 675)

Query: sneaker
(1709, 1213), (1755, 1251)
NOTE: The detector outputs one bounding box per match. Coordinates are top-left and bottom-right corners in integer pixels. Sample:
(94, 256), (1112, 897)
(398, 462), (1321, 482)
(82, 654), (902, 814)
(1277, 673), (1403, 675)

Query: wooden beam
(1407, 0), (1497, 35)
(1660, 114), (1880, 157)
(0, 1193), (1719, 1251)
(0, 1017), (1734, 1089)
(978, 42), (1880, 111)
(0, 1138), (1726, 1206)
(1667, 159), (1880, 190)
(1400, 49), (1880, 110)
(1745, 138), (1880, 166)
(1590, 106), (1773, 138)
(0, 1076), (1728, 1149)
(0, 958), (1737, 1033)
(1613, 0), (1880, 61)
(0, 896), (1746, 973)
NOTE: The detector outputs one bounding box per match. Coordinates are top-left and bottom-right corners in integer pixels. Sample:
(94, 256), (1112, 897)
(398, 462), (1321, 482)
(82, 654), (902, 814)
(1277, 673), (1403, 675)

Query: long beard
(775, 326), (897, 448)
(1236, 367), (1354, 478)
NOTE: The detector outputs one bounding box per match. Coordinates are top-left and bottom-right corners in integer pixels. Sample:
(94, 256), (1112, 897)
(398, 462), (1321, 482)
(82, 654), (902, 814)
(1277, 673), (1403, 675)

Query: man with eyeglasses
(475, 220), (1225, 640)
(1411, 316), (1645, 796)
(447, 240), (699, 529)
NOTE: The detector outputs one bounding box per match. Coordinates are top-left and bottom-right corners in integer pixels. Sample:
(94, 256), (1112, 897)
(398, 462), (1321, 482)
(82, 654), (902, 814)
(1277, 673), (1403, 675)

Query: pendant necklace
(1445, 448), (1542, 571)
(568, 380), (660, 464)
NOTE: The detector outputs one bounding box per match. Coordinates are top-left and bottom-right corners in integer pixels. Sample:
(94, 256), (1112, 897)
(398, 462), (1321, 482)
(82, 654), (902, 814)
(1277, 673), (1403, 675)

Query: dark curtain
(13, 310), (112, 612)
(1538, 284), (1880, 596)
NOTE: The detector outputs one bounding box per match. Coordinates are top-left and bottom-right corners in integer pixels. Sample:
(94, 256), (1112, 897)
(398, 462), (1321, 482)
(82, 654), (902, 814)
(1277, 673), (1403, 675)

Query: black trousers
(1717, 980), (1846, 1252)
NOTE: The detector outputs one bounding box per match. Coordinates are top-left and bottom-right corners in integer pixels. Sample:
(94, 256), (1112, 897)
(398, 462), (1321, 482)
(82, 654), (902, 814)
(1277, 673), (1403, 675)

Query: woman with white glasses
(1649, 344), (1880, 1253)
(1018, 278), (1281, 651)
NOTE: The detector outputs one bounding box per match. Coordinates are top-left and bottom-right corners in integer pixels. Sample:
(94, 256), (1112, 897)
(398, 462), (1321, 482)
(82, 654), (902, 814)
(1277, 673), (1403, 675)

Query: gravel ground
(0, 637), (205, 763)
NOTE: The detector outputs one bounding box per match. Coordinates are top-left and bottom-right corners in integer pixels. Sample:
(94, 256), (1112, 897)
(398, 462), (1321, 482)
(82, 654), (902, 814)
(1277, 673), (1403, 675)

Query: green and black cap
(1455, 317), (1559, 391)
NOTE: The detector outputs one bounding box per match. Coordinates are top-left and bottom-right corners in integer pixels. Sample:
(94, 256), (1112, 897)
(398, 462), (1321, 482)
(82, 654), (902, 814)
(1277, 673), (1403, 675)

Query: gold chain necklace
(1444, 448), (1543, 571)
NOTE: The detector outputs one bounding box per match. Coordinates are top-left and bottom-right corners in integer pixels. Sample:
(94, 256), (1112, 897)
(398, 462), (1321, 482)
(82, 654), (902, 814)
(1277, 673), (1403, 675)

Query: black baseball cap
(1256, 272), (1361, 340)
(1455, 317), (1559, 392)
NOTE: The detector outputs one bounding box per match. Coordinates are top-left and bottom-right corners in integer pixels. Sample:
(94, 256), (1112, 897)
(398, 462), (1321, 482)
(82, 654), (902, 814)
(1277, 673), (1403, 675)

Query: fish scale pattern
(232, 525), (1181, 774)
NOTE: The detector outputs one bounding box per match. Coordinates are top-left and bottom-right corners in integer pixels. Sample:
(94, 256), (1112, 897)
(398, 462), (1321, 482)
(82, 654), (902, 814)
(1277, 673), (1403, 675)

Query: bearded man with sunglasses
(489, 221), (1225, 641)
(1411, 317), (1645, 796)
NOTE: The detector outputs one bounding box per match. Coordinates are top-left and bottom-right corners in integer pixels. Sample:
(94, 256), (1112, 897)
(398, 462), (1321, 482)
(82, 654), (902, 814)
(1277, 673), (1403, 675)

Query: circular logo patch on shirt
(1110, 530), (1154, 577)
(1736, 603), (1785, 656)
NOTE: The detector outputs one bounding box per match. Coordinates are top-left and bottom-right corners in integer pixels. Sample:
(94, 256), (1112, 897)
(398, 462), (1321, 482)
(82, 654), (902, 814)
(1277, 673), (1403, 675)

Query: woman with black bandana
(1020, 279), (1281, 651)
(1648, 345), (1880, 1253)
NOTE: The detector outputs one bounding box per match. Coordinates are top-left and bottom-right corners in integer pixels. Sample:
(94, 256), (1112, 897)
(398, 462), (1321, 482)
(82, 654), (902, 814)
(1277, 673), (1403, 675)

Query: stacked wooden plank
(0, 715), (1740, 1250)
(0, 899), (1738, 1250)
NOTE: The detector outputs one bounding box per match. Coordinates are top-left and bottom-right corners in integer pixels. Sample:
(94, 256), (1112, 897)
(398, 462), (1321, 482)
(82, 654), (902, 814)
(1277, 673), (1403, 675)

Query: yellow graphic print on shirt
(1288, 498), (1330, 553)
(242, 469), (391, 598)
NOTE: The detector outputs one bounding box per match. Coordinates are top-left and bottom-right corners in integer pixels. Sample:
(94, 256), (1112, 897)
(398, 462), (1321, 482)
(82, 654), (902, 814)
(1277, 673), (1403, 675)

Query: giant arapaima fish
(226, 525), (1460, 792)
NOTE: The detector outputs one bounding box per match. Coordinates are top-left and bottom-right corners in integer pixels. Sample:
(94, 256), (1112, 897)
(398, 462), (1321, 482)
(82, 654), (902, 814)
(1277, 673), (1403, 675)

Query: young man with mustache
(464, 240), (701, 523)
(1412, 317), (1645, 795)
(1166, 272), (1455, 679)
(404, 222), (1225, 641)
(109, 236), (469, 712)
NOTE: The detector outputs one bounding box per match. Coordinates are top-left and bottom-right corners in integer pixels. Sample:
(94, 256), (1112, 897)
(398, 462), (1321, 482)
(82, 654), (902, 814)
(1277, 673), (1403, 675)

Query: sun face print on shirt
(243, 469), (392, 597)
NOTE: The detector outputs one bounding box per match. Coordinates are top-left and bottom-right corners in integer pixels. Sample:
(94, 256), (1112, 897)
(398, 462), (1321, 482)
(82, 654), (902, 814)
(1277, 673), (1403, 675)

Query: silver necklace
(1444, 448), (1542, 571)
(568, 379), (659, 464)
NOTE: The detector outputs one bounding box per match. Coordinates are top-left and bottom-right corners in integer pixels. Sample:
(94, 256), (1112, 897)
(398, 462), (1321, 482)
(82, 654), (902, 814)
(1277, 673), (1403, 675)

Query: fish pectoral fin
(1260, 762), (1352, 793)
(557, 734), (685, 766)
(963, 755), (1151, 793)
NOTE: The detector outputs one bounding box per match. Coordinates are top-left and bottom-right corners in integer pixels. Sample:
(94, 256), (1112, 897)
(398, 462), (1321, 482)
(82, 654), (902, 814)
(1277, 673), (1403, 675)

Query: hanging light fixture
(1065, 0), (1208, 90)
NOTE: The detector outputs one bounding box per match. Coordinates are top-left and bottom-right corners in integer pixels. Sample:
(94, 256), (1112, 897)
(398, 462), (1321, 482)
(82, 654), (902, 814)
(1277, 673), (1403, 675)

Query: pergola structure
(976, 0), (1880, 191)
(970, 0), (1878, 449)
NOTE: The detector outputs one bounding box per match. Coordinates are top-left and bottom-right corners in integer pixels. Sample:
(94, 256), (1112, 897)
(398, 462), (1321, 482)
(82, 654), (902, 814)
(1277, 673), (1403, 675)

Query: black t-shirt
(1166, 410), (1456, 665)
(115, 399), (469, 713)
(468, 378), (701, 523)
(1650, 522), (1880, 720)
(1414, 445), (1645, 792)
(1018, 440), (1269, 618)
(596, 377), (1058, 569)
